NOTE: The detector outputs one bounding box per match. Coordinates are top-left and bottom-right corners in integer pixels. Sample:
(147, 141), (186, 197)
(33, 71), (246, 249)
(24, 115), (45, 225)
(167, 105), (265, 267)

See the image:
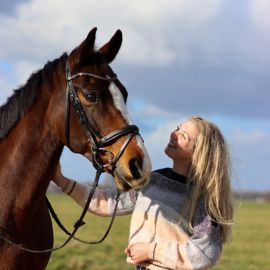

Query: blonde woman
(53, 116), (234, 270)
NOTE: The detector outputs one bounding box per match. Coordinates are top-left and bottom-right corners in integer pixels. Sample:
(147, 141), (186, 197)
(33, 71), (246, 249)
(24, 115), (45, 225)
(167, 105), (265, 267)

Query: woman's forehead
(180, 121), (200, 137)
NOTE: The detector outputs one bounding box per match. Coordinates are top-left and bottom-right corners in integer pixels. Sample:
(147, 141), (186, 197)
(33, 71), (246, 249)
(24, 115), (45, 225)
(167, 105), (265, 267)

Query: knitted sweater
(68, 168), (222, 270)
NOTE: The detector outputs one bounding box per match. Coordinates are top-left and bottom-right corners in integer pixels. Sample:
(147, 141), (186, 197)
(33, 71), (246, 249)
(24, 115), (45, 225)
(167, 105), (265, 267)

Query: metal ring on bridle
(92, 148), (115, 168)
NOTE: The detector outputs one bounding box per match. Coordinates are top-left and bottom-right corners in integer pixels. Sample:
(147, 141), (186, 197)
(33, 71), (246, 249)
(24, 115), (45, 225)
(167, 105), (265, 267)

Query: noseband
(65, 59), (140, 174)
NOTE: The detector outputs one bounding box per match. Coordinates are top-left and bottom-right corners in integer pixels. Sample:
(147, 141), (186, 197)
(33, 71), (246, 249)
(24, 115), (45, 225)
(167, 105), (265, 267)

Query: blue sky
(0, 0), (269, 191)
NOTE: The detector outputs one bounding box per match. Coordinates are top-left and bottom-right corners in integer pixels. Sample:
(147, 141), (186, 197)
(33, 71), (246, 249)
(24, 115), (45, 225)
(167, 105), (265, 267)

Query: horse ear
(78, 27), (97, 62)
(99, 30), (122, 63)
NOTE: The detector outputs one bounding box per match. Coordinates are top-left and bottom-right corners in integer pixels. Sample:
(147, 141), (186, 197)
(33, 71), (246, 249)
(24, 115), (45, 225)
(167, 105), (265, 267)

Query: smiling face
(165, 120), (200, 173)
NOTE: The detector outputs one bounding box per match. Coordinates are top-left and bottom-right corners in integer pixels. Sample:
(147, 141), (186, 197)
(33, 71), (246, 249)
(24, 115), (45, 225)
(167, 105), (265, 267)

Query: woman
(53, 116), (234, 270)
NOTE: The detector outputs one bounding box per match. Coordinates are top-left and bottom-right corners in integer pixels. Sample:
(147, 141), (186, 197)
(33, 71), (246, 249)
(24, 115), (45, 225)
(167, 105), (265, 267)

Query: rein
(0, 169), (108, 253)
(0, 55), (141, 253)
(45, 187), (120, 245)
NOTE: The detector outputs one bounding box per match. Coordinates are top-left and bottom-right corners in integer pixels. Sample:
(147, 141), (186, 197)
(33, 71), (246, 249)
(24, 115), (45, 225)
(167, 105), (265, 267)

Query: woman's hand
(125, 242), (151, 264)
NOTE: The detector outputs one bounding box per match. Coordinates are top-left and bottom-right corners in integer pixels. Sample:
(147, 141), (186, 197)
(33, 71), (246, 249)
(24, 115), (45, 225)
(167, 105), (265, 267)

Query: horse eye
(85, 92), (98, 103)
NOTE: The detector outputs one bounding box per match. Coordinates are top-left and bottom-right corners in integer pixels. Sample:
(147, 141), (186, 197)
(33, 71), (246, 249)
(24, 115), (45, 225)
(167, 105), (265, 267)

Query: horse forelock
(0, 54), (67, 139)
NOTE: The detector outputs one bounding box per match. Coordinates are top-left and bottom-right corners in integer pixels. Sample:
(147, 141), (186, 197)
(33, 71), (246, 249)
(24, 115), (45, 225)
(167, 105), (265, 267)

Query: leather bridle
(0, 55), (142, 253)
(65, 58), (140, 175)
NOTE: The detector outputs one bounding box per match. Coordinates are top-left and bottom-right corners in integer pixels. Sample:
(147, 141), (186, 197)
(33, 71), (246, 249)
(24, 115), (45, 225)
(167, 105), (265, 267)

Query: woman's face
(165, 120), (200, 162)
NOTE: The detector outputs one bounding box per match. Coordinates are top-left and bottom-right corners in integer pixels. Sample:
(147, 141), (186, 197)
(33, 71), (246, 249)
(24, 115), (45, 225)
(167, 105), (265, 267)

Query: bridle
(0, 55), (142, 253)
(64, 57), (140, 175)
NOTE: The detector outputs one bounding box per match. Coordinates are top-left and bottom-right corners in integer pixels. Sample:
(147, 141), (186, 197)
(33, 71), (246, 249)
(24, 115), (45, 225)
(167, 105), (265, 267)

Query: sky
(0, 0), (269, 191)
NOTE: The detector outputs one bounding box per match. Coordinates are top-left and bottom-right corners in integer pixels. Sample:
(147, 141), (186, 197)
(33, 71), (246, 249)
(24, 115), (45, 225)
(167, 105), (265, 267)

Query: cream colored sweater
(66, 168), (222, 270)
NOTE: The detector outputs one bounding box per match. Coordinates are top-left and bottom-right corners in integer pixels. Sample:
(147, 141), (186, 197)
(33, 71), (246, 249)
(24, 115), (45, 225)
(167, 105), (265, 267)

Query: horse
(0, 27), (151, 270)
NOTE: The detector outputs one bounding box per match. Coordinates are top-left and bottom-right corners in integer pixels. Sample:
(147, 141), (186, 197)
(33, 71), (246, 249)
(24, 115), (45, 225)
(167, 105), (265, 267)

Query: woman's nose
(171, 131), (178, 140)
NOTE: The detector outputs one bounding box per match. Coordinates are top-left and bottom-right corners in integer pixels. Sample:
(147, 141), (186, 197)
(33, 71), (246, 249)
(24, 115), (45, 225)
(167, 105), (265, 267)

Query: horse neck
(0, 82), (63, 211)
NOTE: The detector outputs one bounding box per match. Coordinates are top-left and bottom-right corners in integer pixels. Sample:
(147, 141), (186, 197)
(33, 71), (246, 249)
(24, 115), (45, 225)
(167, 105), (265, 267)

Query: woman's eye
(85, 92), (98, 103)
(176, 126), (180, 131)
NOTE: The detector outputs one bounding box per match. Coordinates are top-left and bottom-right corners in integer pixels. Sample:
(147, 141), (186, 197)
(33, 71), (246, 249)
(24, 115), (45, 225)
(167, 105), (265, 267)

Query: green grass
(47, 195), (270, 270)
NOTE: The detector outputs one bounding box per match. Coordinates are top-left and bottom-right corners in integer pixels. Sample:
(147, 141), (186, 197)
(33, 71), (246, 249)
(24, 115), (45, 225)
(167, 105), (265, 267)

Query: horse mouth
(113, 166), (150, 192)
(113, 146), (152, 191)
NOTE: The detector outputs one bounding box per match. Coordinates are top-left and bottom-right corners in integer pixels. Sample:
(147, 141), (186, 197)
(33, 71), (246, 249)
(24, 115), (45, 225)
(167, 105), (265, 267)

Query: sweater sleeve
(67, 181), (138, 217)
(151, 216), (222, 270)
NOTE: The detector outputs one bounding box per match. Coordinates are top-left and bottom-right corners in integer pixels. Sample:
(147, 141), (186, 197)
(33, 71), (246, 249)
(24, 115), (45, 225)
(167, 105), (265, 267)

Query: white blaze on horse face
(108, 82), (132, 124)
(108, 82), (152, 176)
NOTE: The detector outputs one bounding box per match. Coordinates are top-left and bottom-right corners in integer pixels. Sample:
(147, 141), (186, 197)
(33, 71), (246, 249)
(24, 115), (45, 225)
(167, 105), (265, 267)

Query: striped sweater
(67, 168), (222, 270)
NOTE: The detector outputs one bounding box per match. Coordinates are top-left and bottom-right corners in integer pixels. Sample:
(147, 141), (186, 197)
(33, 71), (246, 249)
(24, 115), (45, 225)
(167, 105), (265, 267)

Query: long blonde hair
(184, 116), (233, 243)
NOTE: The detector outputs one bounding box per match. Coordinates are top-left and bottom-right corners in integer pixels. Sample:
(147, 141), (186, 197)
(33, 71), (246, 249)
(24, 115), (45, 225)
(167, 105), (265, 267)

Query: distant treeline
(233, 190), (270, 202)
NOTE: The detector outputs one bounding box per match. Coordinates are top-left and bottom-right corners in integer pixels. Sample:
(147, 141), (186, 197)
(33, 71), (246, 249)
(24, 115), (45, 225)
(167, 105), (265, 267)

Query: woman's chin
(164, 145), (172, 157)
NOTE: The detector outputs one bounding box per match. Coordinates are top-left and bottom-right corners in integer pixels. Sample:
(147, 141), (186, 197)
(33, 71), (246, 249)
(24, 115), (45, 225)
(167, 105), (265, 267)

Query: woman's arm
(53, 166), (138, 217)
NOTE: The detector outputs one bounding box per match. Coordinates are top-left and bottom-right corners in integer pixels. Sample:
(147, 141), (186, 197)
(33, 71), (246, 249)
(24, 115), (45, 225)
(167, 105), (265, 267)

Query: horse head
(52, 28), (151, 191)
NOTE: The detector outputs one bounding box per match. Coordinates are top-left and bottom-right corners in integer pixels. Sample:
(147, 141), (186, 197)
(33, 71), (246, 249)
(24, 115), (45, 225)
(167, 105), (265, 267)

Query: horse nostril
(129, 158), (142, 179)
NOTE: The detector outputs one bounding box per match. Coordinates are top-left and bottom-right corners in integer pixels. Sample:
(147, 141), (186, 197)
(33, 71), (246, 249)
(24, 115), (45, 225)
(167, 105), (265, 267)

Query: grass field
(47, 195), (270, 270)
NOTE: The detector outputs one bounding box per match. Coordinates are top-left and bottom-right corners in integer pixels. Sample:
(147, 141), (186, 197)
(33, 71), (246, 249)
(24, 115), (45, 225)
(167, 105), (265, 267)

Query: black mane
(0, 53), (67, 139)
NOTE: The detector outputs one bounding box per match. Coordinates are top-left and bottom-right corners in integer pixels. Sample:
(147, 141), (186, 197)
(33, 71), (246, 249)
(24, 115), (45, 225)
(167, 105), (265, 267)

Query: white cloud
(15, 60), (39, 85)
(0, 60), (38, 104)
(1, 0), (268, 81)
(0, 0), (269, 73)
(0, 0), (221, 66)
(229, 128), (270, 171)
(249, 0), (270, 29)
(147, 121), (177, 147)
(232, 128), (269, 144)
(138, 104), (180, 118)
(228, 127), (270, 191)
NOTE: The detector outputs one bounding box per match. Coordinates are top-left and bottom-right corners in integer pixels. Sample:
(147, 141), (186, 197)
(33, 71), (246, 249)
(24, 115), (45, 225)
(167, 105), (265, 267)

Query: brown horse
(0, 27), (151, 270)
